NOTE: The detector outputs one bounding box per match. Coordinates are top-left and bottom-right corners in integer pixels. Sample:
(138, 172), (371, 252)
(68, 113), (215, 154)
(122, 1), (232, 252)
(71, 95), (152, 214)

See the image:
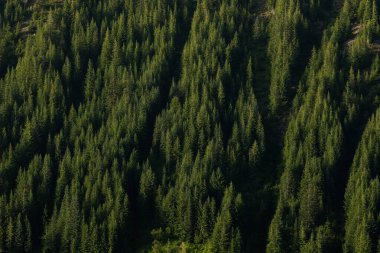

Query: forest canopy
(0, 0), (379, 252)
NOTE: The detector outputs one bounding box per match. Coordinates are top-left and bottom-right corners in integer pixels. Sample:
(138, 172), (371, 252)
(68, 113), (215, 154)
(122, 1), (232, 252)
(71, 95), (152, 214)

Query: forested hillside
(0, 0), (379, 252)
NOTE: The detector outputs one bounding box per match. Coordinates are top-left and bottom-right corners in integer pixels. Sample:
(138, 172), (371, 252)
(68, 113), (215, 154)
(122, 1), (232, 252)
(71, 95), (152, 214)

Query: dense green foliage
(0, 0), (379, 252)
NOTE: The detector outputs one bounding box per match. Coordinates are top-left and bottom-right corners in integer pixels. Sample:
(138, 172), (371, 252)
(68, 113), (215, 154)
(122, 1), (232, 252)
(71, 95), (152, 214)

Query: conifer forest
(0, 0), (380, 252)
